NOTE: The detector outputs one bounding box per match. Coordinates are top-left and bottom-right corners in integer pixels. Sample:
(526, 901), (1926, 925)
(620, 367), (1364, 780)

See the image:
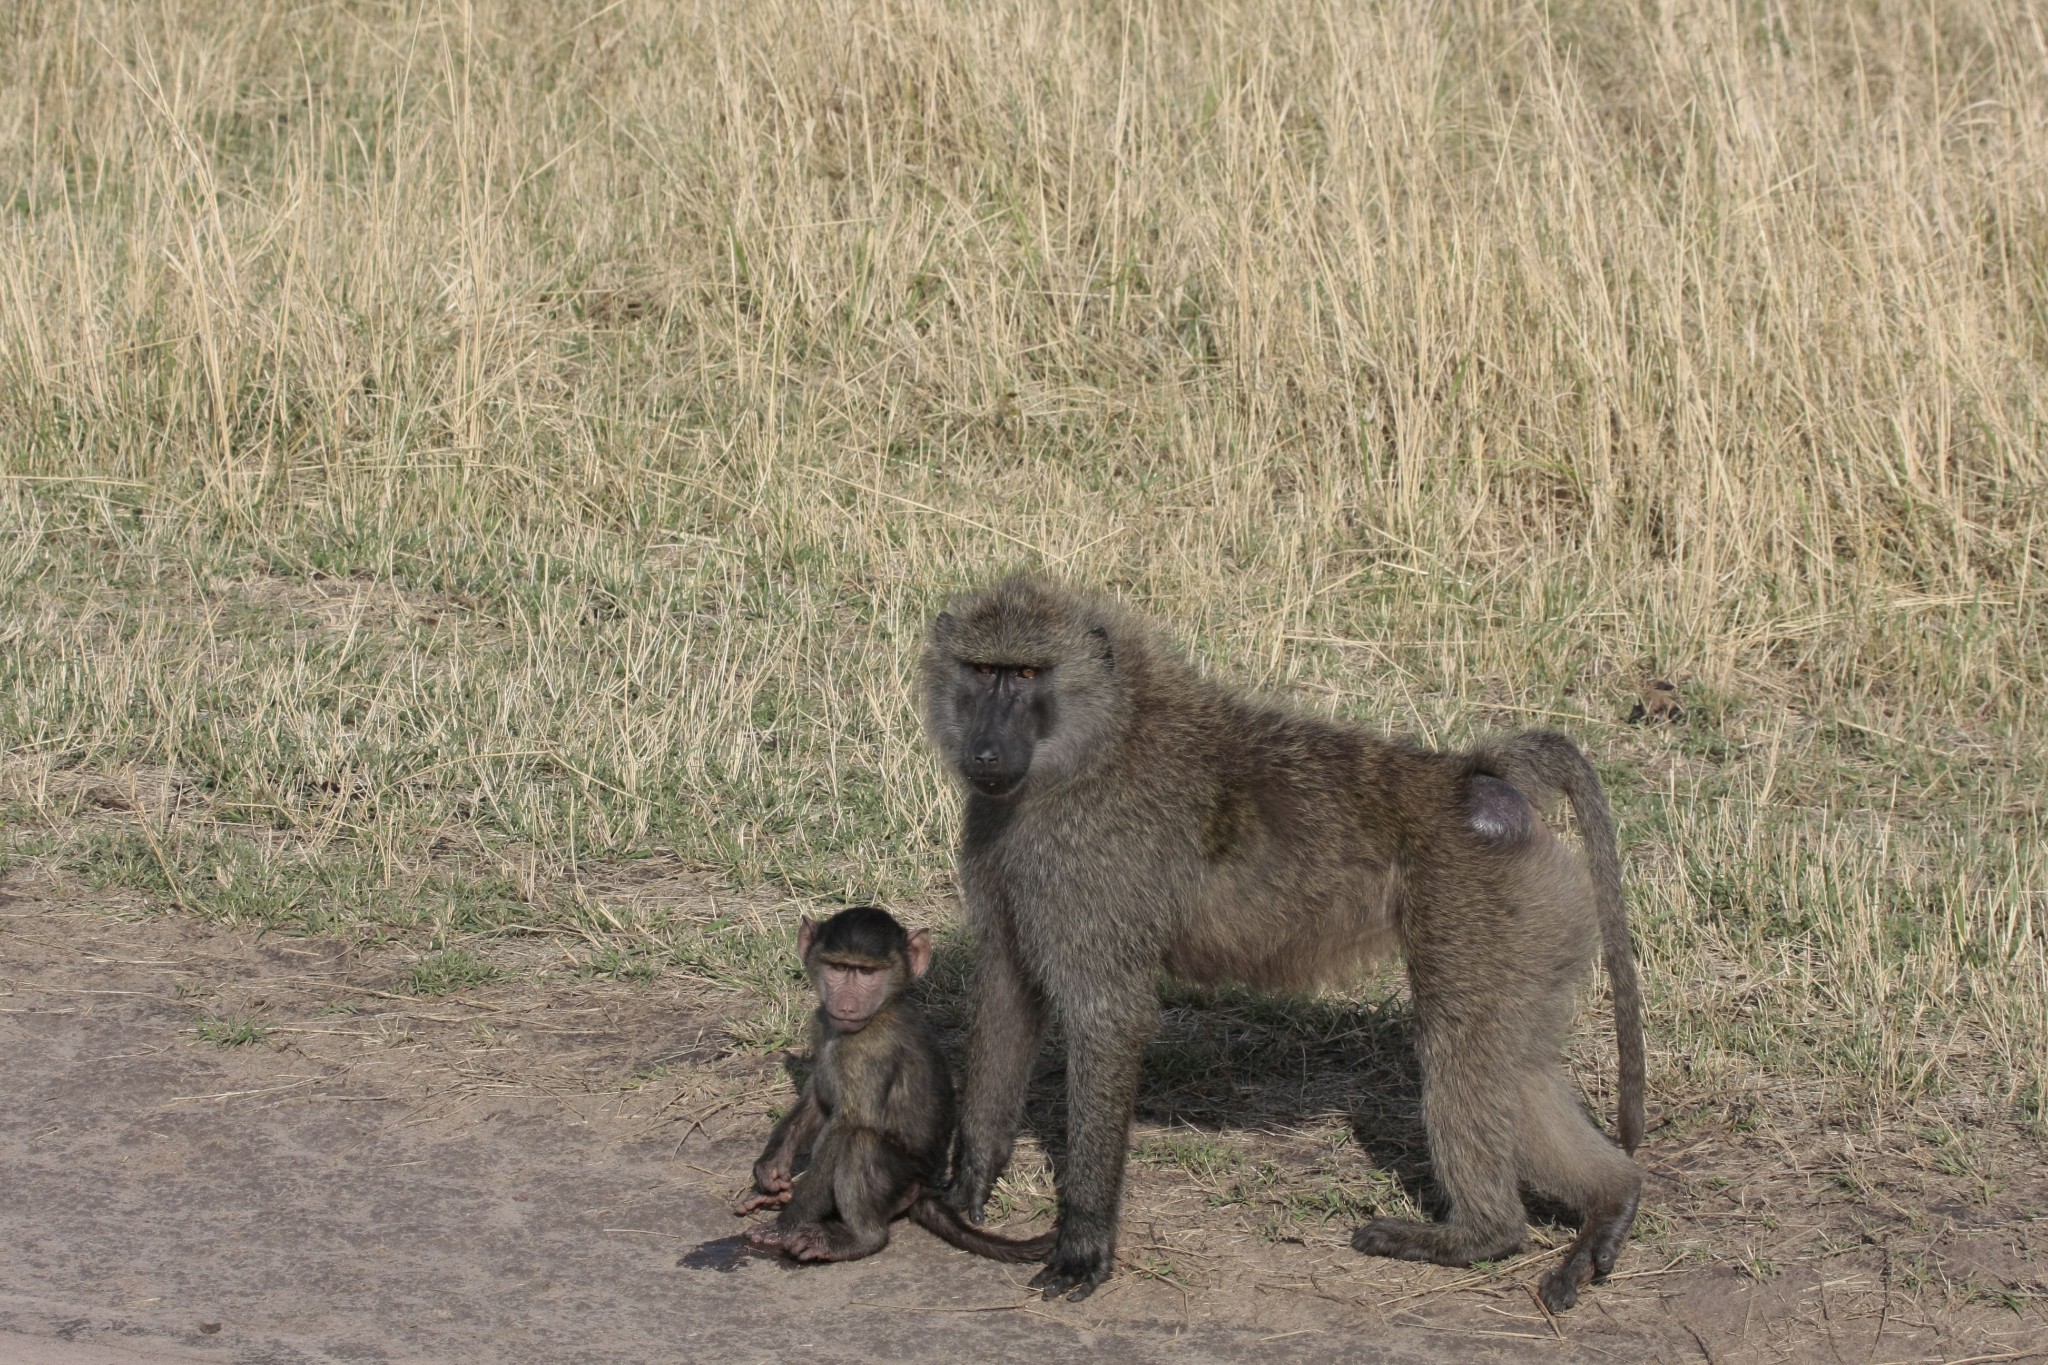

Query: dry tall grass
(1, 0), (2043, 1135)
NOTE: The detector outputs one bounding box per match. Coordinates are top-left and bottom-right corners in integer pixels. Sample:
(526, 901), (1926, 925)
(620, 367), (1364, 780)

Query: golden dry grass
(1, 0), (2043, 1166)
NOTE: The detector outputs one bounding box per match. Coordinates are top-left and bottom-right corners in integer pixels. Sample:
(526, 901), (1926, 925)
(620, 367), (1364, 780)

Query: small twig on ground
(673, 1096), (743, 1152)
(1526, 1281), (1566, 1341)
(160, 1078), (315, 1104)
(1380, 1250), (1549, 1305)
(841, 1300), (1034, 1314)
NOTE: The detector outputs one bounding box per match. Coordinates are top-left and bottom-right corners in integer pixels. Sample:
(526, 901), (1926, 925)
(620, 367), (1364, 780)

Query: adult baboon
(734, 905), (1056, 1265)
(919, 577), (1645, 1310)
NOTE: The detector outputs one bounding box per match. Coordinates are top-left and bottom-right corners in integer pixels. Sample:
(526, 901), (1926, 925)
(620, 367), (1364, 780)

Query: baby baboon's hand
(732, 1188), (791, 1215)
(734, 1161), (794, 1215)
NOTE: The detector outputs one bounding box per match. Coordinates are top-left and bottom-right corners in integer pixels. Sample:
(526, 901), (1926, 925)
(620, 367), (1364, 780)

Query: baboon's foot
(777, 1222), (887, 1263)
(743, 1223), (789, 1252)
(780, 1224), (835, 1261)
(1538, 1190), (1640, 1312)
(1029, 1230), (1113, 1302)
(1351, 1218), (1522, 1268)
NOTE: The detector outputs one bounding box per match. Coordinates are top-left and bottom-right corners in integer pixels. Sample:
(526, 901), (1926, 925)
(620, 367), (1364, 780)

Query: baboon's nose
(971, 748), (1001, 770)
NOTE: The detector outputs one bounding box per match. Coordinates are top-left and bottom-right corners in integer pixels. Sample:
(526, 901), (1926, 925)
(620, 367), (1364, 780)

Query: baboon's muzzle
(961, 705), (1034, 799)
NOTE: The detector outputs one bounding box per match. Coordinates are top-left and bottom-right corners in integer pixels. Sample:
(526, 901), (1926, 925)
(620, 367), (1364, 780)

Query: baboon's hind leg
(779, 1129), (916, 1263)
(1351, 1039), (1526, 1268)
(1517, 1072), (1642, 1311)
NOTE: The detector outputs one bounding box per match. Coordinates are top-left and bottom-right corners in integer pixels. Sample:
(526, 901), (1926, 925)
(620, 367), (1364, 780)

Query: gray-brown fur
(919, 577), (1645, 1309)
(1475, 729), (1646, 1154)
(734, 906), (1056, 1266)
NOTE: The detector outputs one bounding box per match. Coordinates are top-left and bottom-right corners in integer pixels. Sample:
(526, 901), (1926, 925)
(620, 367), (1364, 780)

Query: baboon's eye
(1018, 667), (1038, 679)
(975, 663), (995, 675)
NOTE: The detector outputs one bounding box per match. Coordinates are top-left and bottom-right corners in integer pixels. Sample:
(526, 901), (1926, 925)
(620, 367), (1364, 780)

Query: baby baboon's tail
(910, 1198), (1057, 1263)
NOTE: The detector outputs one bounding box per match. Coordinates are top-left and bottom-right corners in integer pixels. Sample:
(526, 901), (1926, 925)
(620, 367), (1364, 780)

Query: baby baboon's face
(816, 958), (894, 1031)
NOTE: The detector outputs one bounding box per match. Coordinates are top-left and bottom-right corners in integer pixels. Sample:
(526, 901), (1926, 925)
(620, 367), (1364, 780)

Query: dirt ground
(2, 873), (2043, 1365)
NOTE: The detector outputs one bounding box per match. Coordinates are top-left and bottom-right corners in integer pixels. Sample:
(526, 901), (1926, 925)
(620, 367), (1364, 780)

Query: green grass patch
(193, 1016), (268, 1048)
(403, 950), (503, 997)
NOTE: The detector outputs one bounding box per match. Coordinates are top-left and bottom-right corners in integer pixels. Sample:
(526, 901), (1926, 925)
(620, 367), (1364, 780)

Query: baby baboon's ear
(905, 927), (933, 979)
(797, 915), (819, 960)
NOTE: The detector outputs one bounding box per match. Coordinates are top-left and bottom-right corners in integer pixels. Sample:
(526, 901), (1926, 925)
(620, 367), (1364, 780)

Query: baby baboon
(734, 905), (1055, 1266)
(919, 578), (1646, 1310)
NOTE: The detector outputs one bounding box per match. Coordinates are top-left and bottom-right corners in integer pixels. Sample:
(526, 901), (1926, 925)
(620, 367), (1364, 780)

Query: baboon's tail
(910, 1197), (1057, 1263)
(1485, 729), (1645, 1155)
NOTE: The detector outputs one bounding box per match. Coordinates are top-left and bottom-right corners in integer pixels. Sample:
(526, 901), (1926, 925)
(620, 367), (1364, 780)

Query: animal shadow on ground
(679, 1235), (804, 1273)
(917, 944), (1454, 1228)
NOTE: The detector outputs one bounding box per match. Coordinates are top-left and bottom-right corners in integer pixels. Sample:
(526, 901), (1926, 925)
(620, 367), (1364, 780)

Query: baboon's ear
(797, 916), (818, 960)
(905, 927), (933, 979)
(934, 612), (955, 633)
(1089, 624), (1114, 668)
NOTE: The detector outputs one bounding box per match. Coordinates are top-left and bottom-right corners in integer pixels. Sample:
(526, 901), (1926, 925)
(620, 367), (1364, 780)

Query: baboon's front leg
(1029, 992), (1154, 1302)
(946, 933), (1047, 1221)
(748, 1119), (843, 1251)
(735, 1089), (823, 1214)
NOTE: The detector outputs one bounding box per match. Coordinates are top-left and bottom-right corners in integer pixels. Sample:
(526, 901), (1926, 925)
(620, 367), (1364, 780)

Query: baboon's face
(945, 661), (1053, 800)
(812, 956), (896, 1032)
(797, 915), (928, 1034)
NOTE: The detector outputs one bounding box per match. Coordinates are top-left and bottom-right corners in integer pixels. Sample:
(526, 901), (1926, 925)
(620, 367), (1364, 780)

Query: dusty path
(2, 884), (2042, 1364)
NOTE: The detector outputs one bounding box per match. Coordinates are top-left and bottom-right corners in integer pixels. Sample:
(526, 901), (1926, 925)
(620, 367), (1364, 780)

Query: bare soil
(2, 872), (2042, 1365)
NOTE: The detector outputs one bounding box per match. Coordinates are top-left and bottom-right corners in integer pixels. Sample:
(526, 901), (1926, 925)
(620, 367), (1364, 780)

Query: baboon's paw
(1353, 1219), (1523, 1268)
(743, 1224), (788, 1251)
(1029, 1246), (1111, 1301)
(1591, 1237), (1625, 1280)
(1350, 1219), (1448, 1264)
(781, 1226), (834, 1261)
(1588, 1189), (1640, 1279)
(942, 1175), (993, 1225)
(1539, 1256), (1592, 1312)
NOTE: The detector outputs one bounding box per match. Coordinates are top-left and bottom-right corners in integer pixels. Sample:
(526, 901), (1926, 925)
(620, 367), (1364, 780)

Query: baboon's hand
(1538, 1262), (1586, 1313)
(942, 1168), (994, 1224)
(735, 1161), (793, 1215)
(1028, 1235), (1112, 1302)
(732, 1188), (791, 1215)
